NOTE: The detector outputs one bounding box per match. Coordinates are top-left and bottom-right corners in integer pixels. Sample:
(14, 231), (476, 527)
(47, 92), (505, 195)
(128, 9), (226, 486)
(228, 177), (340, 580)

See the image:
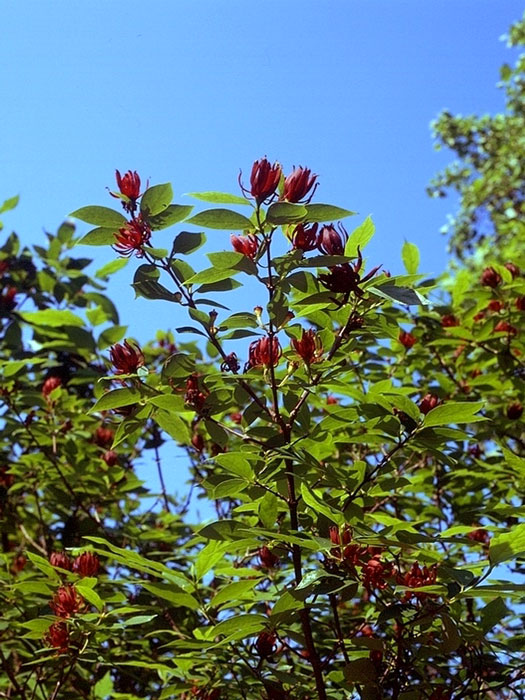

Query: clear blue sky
(2, 1), (523, 340)
(2, 0), (523, 509)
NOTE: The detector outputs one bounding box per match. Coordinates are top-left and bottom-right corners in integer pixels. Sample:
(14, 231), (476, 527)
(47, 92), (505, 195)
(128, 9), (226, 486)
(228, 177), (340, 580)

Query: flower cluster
(113, 217), (152, 258)
(110, 340), (145, 375)
(396, 562), (438, 602)
(241, 158), (318, 205)
(49, 550), (100, 577)
(328, 526), (392, 590)
(245, 336), (282, 370)
(49, 585), (85, 618)
(185, 374), (209, 413)
(480, 266), (502, 288)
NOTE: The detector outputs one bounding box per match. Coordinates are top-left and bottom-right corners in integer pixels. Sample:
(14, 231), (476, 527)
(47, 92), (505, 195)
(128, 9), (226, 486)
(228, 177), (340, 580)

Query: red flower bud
(102, 450), (118, 466)
(396, 562), (437, 602)
(50, 585), (85, 617)
(282, 166), (317, 203)
(191, 433), (205, 452)
(504, 261), (520, 278)
(93, 426), (114, 447)
(289, 223), (319, 252)
(419, 393), (440, 415)
(473, 310), (485, 322)
(49, 552), (72, 571)
(109, 340), (145, 375)
(220, 353), (240, 373)
(467, 528), (490, 545)
(0, 286), (17, 312)
(493, 320), (517, 336)
(231, 234), (259, 260)
(230, 412), (242, 424)
(73, 552), (100, 577)
(317, 223), (347, 256)
(291, 328), (323, 365)
(440, 314), (459, 327)
(113, 169), (141, 201)
(516, 296), (525, 311)
(113, 217), (151, 257)
(480, 267), (502, 288)
(398, 330), (417, 349)
(42, 376), (62, 397)
(248, 158), (282, 203)
(45, 622), (70, 653)
(185, 375), (209, 413)
(258, 546), (279, 569)
(487, 299), (504, 312)
(255, 630), (277, 658)
(507, 402), (523, 420)
(245, 336), (282, 370)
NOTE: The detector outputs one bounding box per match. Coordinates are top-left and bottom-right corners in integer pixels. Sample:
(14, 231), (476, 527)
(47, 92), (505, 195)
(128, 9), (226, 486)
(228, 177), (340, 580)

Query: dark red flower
(507, 402), (523, 420)
(362, 555), (392, 591)
(487, 299), (504, 312)
(317, 223), (347, 256)
(516, 296), (525, 311)
(467, 528), (491, 545)
(109, 340), (145, 375)
(191, 433), (205, 452)
(255, 630), (277, 658)
(399, 330), (417, 349)
(0, 287), (17, 312)
(258, 546), (279, 569)
(245, 336), (282, 370)
(0, 260), (9, 275)
(73, 552), (100, 577)
(50, 585), (85, 618)
(111, 170), (142, 213)
(220, 352), (240, 373)
(102, 450), (118, 466)
(93, 426), (114, 447)
(397, 562), (437, 602)
(185, 374), (209, 412)
(113, 217), (151, 257)
(291, 328), (323, 364)
(481, 266), (502, 288)
(473, 310), (485, 322)
(282, 166), (317, 203)
(230, 412), (242, 424)
(289, 223), (319, 252)
(49, 552), (72, 571)
(0, 466), (14, 489)
(493, 320), (517, 336)
(42, 376), (62, 397)
(231, 234), (259, 260)
(319, 247), (380, 299)
(429, 689), (451, 700)
(504, 261), (520, 278)
(245, 158), (282, 204)
(441, 314), (459, 327)
(45, 622), (70, 653)
(419, 393), (440, 415)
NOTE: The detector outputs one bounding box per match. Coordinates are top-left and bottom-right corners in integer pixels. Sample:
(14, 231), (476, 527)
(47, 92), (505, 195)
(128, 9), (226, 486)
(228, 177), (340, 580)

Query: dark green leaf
(70, 206), (127, 228)
(304, 203), (356, 222)
(172, 231), (206, 255)
(186, 191), (250, 205)
(266, 202), (307, 225)
(149, 204), (193, 229)
(20, 309), (85, 328)
(423, 401), (485, 427)
(187, 208), (253, 230)
(140, 183), (173, 217)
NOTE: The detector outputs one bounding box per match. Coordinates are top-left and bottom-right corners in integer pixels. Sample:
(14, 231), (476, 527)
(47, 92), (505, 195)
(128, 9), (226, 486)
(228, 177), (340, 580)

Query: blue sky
(2, 1), (523, 504)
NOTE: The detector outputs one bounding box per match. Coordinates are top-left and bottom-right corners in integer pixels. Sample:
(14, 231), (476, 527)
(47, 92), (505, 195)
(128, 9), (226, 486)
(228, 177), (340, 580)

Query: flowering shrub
(0, 146), (523, 700)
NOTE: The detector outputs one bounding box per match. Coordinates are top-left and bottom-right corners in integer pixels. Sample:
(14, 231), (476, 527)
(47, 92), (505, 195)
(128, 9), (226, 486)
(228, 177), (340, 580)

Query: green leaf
(371, 283), (425, 306)
(194, 541), (227, 579)
(480, 597), (510, 632)
(140, 183), (173, 217)
(304, 203), (356, 222)
(213, 614), (266, 639)
(402, 240), (420, 274)
(198, 520), (247, 541)
(69, 206), (127, 228)
(187, 191), (250, 205)
(90, 388), (143, 413)
(344, 658), (378, 685)
(76, 584), (103, 612)
(423, 401), (485, 427)
(77, 227), (118, 246)
(266, 202), (307, 225)
(95, 258), (129, 278)
(214, 453), (253, 479)
(155, 409), (189, 443)
(140, 583), (200, 610)
(94, 671), (114, 699)
(149, 204), (193, 229)
(300, 483), (344, 525)
(185, 267), (243, 285)
(98, 325), (127, 349)
(345, 215), (375, 256)
(172, 231), (207, 255)
(490, 524), (525, 565)
(187, 208), (253, 230)
(0, 194), (19, 214)
(211, 579), (259, 608)
(19, 309), (85, 328)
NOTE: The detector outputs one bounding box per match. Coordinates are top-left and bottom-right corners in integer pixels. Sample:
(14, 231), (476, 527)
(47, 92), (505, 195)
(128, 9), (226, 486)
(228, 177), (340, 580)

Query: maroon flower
(419, 393), (440, 415)
(319, 247), (380, 299)
(49, 552), (72, 571)
(504, 261), (520, 278)
(282, 166), (318, 203)
(493, 320), (518, 336)
(507, 402), (523, 420)
(362, 555), (392, 591)
(467, 528), (490, 545)
(231, 234), (259, 260)
(102, 450), (118, 466)
(220, 352), (240, 373)
(113, 217), (151, 257)
(255, 630), (277, 658)
(0, 287), (17, 312)
(111, 170), (142, 213)
(317, 223), (347, 256)
(397, 562), (437, 602)
(480, 267), (502, 288)
(429, 689), (451, 700)
(110, 340), (145, 375)
(440, 314), (459, 327)
(289, 223), (319, 252)
(291, 328), (323, 364)
(258, 546), (279, 569)
(516, 296), (525, 311)
(245, 158), (282, 204)
(50, 585), (85, 618)
(185, 374), (209, 412)
(245, 336), (282, 370)
(487, 299), (504, 312)
(93, 426), (114, 447)
(73, 552), (100, 577)
(45, 622), (70, 653)
(399, 330), (417, 349)
(191, 433), (205, 452)
(42, 376), (62, 397)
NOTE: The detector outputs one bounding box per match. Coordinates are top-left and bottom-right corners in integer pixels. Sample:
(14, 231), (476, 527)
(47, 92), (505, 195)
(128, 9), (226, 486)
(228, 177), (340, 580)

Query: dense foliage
(1, 19), (525, 700)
